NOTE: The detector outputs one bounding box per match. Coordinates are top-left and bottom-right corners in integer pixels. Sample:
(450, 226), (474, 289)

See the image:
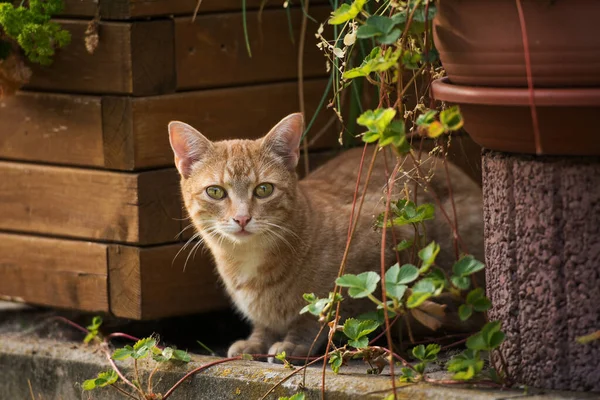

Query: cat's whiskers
(261, 225), (297, 255)
(262, 221), (304, 245)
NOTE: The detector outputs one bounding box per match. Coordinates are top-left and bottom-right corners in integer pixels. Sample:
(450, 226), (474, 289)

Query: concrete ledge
(1, 334), (598, 400)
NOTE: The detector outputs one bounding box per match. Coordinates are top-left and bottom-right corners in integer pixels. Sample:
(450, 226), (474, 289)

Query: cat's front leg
(227, 324), (279, 358)
(267, 315), (326, 364)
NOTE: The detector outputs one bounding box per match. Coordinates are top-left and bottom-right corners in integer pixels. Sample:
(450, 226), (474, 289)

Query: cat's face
(168, 114), (304, 245)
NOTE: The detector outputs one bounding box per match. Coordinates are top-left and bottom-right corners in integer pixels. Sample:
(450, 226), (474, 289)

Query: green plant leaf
(396, 239), (414, 252)
(329, 350), (343, 373)
(357, 15), (395, 39)
(416, 110), (438, 126)
(82, 379), (96, 391)
(336, 272), (380, 298)
(452, 255), (485, 277)
(132, 337), (156, 359)
(458, 304), (473, 321)
(412, 344), (426, 360)
(384, 264), (408, 300)
(87, 316), (103, 331)
(276, 351), (287, 362)
(399, 367), (416, 383)
(447, 349), (484, 380)
(343, 318), (379, 341)
(406, 292), (431, 309)
(398, 264), (419, 284)
(440, 106), (463, 131)
(348, 337), (369, 349)
(278, 393), (306, 400)
(451, 275), (471, 290)
(401, 50), (421, 69)
(488, 331), (505, 349)
(328, 0), (367, 25)
(361, 130), (380, 143)
(378, 120), (405, 147)
(418, 241), (440, 273)
(112, 347), (133, 361)
(472, 298), (492, 312)
(378, 28), (401, 45)
(357, 108), (397, 134)
(82, 370), (118, 391)
(426, 121), (445, 138)
(343, 47), (401, 79)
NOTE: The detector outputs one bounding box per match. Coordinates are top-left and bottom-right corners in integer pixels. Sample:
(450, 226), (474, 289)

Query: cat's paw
(227, 340), (267, 358)
(267, 341), (311, 364)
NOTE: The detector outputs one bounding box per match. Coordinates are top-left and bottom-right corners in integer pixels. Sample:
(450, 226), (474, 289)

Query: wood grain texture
(0, 233), (109, 312)
(0, 92), (105, 167)
(61, 0), (329, 19)
(175, 6), (329, 90)
(25, 20), (175, 96)
(2, 80), (336, 170)
(129, 79), (338, 169)
(0, 162), (183, 244)
(109, 243), (228, 319)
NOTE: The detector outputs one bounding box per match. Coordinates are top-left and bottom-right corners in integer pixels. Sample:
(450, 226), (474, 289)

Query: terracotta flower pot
(431, 78), (600, 156)
(433, 0), (600, 87)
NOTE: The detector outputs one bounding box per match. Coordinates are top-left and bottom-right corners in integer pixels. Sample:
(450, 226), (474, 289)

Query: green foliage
(447, 349), (484, 380)
(377, 200), (435, 228)
(450, 255), (485, 290)
(301, 292), (343, 318)
(329, 349), (344, 374)
(328, 0), (368, 25)
(152, 346), (191, 363)
(336, 271), (380, 299)
(412, 343), (441, 362)
(84, 316), (102, 344)
(343, 318), (379, 349)
(460, 288), (492, 321)
(343, 47), (401, 79)
(278, 394), (305, 400)
(82, 370), (118, 391)
(466, 321), (505, 352)
(418, 241), (440, 273)
(0, 0), (71, 65)
(399, 367), (416, 383)
(112, 337), (157, 361)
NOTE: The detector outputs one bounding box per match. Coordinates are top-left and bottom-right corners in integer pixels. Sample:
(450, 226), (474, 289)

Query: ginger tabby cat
(168, 113), (484, 362)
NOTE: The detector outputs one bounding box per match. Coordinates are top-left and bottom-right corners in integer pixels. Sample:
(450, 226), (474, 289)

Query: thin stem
(298, 0), (311, 176)
(260, 355), (327, 400)
(147, 365), (159, 395)
(133, 359), (143, 393)
(380, 161), (401, 399)
(441, 144), (461, 258)
(109, 384), (138, 400)
(101, 343), (144, 397)
(321, 145), (379, 397)
(52, 316), (88, 335)
(162, 357), (243, 399)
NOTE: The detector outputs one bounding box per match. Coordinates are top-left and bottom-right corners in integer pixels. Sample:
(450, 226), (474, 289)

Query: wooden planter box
(0, 0), (337, 319)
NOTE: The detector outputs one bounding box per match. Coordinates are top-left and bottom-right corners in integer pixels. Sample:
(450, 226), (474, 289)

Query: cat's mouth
(233, 229), (253, 237)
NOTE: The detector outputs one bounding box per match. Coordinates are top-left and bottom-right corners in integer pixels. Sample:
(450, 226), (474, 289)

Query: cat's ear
(261, 113), (304, 171)
(168, 121), (212, 179)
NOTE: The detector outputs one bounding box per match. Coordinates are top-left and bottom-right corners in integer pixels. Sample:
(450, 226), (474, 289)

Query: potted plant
(0, 0), (71, 96)
(430, 0), (600, 391)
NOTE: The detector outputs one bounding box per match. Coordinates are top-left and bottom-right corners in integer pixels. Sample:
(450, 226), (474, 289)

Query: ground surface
(0, 301), (598, 400)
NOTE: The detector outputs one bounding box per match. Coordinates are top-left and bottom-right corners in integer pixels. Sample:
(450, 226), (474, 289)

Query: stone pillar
(482, 150), (600, 391)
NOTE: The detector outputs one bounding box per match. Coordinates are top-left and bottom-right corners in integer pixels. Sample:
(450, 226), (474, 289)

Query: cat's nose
(233, 215), (252, 228)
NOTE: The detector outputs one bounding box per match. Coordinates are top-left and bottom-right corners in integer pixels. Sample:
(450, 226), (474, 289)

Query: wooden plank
(175, 6), (329, 90)
(0, 233), (109, 312)
(1, 80), (336, 170)
(0, 162), (183, 244)
(25, 19), (175, 96)
(108, 243), (228, 319)
(0, 92), (105, 167)
(61, 0), (329, 19)
(129, 79), (338, 169)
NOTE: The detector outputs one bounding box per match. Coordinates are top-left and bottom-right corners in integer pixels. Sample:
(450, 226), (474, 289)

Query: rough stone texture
(2, 334), (598, 400)
(483, 150), (600, 391)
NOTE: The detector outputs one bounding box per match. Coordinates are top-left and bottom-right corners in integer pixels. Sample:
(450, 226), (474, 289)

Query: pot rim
(432, 78), (600, 107)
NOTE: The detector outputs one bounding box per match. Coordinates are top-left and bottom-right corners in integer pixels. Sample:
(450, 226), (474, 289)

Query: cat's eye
(206, 185), (227, 200)
(254, 183), (274, 198)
